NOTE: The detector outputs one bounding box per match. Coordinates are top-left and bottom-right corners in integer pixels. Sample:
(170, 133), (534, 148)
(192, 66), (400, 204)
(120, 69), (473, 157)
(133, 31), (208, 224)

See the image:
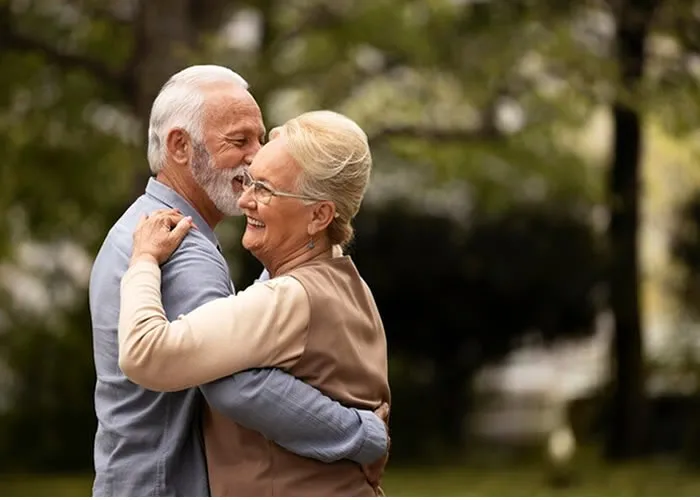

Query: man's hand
(362, 402), (390, 494)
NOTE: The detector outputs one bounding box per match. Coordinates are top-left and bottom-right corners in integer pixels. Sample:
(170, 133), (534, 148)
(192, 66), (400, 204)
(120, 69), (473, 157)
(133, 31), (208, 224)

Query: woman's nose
(238, 185), (256, 210)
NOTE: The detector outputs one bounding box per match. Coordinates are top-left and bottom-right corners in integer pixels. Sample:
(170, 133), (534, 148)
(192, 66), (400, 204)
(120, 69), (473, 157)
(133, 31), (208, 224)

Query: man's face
(190, 141), (242, 216)
(192, 85), (266, 216)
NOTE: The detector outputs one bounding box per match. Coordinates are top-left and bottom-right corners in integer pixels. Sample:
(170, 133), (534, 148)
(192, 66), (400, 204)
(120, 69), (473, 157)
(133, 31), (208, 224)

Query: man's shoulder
(178, 231), (226, 270)
(91, 194), (231, 288)
(163, 230), (228, 275)
(94, 196), (221, 265)
(160, 232), (233, 315)
(91, 196), (163, 273)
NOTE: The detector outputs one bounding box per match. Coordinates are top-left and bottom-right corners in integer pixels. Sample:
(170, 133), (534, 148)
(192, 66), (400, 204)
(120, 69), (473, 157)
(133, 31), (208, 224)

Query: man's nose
(243, 142), (262, 165)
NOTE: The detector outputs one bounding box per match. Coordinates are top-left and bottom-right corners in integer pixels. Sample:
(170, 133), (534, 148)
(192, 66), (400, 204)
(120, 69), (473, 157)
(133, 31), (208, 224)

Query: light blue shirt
(89, 178), (387, 496)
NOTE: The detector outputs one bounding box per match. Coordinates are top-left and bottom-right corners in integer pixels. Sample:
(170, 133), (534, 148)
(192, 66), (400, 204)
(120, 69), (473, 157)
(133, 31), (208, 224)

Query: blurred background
(1, 0), (700, 496)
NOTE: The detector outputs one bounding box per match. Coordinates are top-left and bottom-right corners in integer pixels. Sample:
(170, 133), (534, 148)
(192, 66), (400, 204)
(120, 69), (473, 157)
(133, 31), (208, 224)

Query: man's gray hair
(147, 65), (249, 174)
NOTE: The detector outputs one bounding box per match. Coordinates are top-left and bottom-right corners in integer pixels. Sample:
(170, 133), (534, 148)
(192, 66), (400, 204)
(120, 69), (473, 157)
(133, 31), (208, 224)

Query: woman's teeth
(247, 217), (265, 228)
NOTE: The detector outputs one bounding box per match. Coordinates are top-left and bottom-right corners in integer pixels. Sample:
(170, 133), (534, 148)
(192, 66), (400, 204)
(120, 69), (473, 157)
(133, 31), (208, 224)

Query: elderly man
(89, 65), (388, 497)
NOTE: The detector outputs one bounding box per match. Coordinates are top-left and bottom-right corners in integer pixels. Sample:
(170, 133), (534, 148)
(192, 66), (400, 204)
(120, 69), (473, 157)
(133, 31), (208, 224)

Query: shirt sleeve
(118, 259), (307, 392)
(201, 369), (388, 464)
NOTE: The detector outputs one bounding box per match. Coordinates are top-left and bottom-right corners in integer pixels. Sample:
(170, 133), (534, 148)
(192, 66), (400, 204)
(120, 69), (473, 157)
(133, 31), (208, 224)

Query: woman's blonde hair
(279, 110), (372, 248)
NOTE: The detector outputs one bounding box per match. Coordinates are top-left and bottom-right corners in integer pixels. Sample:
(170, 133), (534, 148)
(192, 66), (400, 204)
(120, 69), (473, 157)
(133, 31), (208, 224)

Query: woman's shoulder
(243, 274), (308, 300)
(290, 255), (354, 272)
(260, 274), (302, 289)
(286, 257), (363, 288)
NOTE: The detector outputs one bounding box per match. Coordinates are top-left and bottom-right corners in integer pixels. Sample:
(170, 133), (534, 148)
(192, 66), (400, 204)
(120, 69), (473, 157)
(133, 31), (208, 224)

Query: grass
(382, 460), (700, 496)
(1, 458), (700, 496)
(0, 475), (90, 497)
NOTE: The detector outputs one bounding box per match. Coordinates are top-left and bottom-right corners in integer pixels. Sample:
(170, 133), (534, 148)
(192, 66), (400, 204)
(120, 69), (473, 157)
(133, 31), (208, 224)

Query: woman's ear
(166, 128), (190, 166)
(307, 201), (336, 236)
(269, 127), (282, 141)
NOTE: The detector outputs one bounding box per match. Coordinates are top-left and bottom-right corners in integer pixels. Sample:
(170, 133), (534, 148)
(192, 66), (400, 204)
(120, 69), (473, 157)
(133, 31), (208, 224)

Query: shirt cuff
(350, 409), (388, 464)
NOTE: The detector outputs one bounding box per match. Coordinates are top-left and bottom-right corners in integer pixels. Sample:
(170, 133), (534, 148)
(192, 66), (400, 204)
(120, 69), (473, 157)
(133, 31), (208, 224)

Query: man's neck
(156, 170), (223, 229)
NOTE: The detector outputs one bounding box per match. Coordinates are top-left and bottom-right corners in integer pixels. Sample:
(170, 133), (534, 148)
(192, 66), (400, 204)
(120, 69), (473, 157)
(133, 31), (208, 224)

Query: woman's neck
(267, 241), (334, 278)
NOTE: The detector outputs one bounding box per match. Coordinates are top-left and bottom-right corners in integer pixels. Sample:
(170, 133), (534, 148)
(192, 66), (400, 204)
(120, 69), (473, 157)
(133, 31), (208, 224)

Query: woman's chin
(241, 232), (260, 252)
(241, 235), (251, 250)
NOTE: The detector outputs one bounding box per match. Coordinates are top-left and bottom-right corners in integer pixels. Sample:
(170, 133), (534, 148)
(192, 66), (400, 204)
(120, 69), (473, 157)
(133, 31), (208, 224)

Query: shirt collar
(144, 177), (221, 249)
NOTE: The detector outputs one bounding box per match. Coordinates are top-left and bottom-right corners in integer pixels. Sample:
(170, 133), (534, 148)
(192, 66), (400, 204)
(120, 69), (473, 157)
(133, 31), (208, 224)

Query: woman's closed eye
(255, 182), (272, 192)
(254, 182), (274, 198)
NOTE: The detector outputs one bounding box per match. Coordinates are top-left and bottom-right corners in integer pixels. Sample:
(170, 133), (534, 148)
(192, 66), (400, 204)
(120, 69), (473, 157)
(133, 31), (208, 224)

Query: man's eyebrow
(226, 125), (266, 137)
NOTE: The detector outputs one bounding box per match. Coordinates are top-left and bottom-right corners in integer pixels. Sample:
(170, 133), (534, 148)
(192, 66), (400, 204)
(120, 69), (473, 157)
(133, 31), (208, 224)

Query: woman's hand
(130, 208), (196, 266)
(362, 402), (390, 493)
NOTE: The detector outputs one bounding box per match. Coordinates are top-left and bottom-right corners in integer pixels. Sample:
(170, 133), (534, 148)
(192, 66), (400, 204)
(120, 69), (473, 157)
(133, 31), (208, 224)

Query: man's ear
(308, 201), (336, 236)
(166, 128), (190, 167)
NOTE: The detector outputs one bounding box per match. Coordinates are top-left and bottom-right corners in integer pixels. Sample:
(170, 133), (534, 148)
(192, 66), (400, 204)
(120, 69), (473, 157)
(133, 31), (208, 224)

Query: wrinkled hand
(362, 402), (390, 495)
(130, 208), (195, 266)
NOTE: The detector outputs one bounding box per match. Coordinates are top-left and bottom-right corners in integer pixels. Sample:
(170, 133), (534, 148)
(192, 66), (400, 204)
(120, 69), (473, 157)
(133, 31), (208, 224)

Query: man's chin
(213, 194), (243, 217)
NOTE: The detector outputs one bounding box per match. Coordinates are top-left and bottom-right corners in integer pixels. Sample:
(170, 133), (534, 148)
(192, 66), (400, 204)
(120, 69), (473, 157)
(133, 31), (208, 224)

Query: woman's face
(237, 135), (314, 268)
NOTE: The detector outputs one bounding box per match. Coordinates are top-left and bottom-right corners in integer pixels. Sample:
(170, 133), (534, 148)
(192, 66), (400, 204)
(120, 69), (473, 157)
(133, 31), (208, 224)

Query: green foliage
(0, 17), (136, 250)
(670, 190), (700, 318)
(1, 0), (699, 471)
(345, 200), (605, 454)
(0, 0), (609, 469)
(353, 200), (604, 351)
(0, 304), (95, 473)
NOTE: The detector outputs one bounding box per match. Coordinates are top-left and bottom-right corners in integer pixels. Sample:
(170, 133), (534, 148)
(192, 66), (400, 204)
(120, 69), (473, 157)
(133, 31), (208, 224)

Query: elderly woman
(117, 110), (390, 496)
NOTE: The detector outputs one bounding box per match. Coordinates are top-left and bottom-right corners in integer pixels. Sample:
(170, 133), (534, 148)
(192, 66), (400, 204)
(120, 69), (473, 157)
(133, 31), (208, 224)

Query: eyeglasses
(241, 170), (327, 205)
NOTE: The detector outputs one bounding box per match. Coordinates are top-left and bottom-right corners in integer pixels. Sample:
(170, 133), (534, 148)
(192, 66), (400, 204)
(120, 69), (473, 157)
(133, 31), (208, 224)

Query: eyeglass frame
(240, 169), (327, 205)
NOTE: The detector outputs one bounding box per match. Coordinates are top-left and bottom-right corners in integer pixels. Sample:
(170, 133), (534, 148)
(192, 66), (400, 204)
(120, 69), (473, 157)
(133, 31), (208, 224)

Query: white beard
(191, 142), (244, 217)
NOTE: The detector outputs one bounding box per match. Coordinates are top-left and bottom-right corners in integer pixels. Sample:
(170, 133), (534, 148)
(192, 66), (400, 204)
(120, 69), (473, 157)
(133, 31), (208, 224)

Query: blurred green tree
(602, 0), (658, 461)
(668, 190), (700, 466)
(0, 0), (615, 469)
(597, 0), (700, 461)
(2, 0), (700, 469)
(341, 200), (606, 458)
(0, 0), (246, 471)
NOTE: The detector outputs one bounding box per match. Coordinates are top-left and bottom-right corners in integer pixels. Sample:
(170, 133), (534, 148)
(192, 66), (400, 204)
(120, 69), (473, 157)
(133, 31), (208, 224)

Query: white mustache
(220, 164), (246, 182)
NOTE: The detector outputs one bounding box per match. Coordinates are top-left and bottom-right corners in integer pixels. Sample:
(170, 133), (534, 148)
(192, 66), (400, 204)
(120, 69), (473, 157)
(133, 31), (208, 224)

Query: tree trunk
(127, 0), (198, 196)
(127, 0), (238, 197)
(605, 0), (658, 461)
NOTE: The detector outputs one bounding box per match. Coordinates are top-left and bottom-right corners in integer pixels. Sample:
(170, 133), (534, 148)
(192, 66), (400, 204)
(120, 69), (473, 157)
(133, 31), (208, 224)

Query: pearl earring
(307, 238), (315, 249)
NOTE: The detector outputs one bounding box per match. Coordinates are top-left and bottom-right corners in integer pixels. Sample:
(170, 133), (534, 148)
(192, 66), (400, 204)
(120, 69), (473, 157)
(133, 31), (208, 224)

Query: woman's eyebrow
(249, 173), (276, 189)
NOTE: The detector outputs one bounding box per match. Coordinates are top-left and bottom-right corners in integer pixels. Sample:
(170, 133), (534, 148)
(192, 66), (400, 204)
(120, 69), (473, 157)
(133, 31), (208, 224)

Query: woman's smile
(246, 215), (265, 229)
